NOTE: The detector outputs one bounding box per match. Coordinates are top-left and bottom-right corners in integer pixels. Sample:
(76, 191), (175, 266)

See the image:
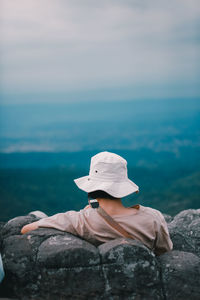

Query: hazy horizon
(0, 98), (199, 154)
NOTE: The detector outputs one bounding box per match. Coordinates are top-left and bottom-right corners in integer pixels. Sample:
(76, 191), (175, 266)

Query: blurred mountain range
(0, 98), (199, 154)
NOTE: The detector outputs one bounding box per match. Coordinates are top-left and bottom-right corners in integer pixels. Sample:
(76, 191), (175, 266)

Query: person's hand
(21, 221), (39, 234)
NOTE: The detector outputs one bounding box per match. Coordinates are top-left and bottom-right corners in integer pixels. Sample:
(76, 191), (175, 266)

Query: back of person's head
(88, 190), (118, 200)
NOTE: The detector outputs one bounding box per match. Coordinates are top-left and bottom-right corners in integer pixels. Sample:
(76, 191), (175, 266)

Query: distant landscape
(1, 98), (199, 153)
(0, 98), (199, 221)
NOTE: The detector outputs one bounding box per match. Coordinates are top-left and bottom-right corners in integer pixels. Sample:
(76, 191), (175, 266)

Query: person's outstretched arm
(21, 210), (86, 237)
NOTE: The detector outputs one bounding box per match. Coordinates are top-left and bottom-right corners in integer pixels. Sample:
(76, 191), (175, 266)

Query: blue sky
(0, 0), (200, 104)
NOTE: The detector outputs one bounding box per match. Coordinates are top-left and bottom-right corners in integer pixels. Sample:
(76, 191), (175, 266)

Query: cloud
(0, 0), (200, 103)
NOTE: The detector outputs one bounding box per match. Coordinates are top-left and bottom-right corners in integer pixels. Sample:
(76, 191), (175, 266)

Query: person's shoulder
(80, 207), (98, 217)
(139, 205), (165, 221)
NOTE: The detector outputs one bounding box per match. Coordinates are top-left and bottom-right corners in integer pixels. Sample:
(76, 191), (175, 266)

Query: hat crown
(89, 152), (128, 181)
(91, 151), (127, 165)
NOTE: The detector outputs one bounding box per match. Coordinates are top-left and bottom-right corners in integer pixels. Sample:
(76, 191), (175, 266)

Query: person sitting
(21, 151), (173, 256)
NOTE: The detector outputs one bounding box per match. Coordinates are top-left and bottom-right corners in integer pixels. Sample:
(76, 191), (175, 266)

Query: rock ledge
(0, 209), (200, 300)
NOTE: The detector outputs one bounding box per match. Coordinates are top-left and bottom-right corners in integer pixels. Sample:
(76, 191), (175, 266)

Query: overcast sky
(0, 0), (199, 104)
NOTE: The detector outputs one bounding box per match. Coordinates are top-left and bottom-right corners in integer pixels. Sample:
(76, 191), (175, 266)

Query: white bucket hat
(74, 151), (139, 198)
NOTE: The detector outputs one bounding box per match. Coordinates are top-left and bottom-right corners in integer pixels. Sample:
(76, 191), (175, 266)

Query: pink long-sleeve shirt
(36, 204), (173, 255)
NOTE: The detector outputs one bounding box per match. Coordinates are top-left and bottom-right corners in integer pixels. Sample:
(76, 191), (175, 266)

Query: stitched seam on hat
(87, 178), (129, 183)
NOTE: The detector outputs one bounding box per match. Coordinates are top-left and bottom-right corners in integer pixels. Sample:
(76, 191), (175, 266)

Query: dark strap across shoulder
(97, 206), (135, 240)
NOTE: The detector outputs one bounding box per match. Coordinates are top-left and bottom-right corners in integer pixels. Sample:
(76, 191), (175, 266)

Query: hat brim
(74, 176), (139, 198)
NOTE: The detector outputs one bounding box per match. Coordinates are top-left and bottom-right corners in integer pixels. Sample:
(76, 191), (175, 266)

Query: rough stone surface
(168, 209), (200, 257)
(0, 223), (5, 250)
(37, 234), (100, 268)
(163, 214), (173, 223)
(1, 215), (39, 240)
(158, 250), (200, 300)
(99, 239), (162, 299)
(0, 209), (200, 299)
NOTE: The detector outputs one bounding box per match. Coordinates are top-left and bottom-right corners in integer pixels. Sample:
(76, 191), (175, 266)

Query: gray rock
(170, 209), (200, 229)
(1, 209), (200, 299)
(0, 222), (5, 233)
(36, 264), (104, 300)
(1, 228), (64, 298)
(37, 233), (100, 268)
(1, 228), (103, 300)
(1, 234), (35, 298)
(1, 215), (39, 240)
(169, 209), (200, 256)
(0, 222), (6, 250)
(163, 214), (173, 223)
(158, 250), (200, 300)
(99, 238), (162, 300)
(99, 238), (153, 264)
